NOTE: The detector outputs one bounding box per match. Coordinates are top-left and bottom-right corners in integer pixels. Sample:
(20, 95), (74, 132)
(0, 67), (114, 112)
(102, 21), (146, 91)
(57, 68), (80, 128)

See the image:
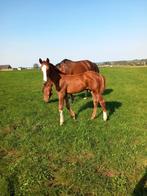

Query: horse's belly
(67, 85), (86, 94)
(67, 80), (86, 94)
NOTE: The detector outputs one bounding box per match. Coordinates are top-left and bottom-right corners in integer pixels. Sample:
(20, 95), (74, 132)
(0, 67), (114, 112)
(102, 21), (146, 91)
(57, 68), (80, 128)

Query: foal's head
(39, 58), (50, 82)
(39, 58), (52, 102)
(42, 81), (53, 103)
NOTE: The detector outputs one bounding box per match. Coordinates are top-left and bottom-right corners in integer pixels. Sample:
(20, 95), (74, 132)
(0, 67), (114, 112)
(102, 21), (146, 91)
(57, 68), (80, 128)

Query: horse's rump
(99, 75), (106, 94)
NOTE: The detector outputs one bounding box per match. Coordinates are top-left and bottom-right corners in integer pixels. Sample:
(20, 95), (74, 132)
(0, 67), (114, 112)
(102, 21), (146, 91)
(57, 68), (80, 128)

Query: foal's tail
(100, 75), (106, 94)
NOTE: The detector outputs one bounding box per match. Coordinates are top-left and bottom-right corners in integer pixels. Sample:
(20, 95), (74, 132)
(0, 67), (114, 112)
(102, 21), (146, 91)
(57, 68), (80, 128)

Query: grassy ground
(0, 67), (147, 195)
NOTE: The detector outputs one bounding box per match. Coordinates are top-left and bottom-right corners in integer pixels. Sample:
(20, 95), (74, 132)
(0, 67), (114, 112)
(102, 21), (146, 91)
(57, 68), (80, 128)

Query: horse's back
(58, 59), (99, 74)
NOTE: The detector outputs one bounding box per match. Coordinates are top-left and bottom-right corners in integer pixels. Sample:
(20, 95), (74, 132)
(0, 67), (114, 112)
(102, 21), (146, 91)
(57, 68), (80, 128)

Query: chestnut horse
(42, 59), (99, 102)
(39, 58), (107, 125)
(56, 59), (99, 74)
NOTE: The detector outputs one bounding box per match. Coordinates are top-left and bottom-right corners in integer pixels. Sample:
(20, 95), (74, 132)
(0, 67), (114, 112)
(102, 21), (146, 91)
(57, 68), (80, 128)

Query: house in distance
(0, 65), (12, 71)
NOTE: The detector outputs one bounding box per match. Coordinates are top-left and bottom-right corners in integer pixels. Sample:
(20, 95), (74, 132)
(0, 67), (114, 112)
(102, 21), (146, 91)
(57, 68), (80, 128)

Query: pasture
(0, 67), (147, 195)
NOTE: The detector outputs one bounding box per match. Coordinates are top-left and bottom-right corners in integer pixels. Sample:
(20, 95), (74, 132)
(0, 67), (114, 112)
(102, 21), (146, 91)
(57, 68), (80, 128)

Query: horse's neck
(48, 65), (62, 89)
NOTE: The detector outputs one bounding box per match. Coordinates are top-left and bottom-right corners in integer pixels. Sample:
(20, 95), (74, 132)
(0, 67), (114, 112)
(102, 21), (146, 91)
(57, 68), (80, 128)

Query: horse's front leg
(58, 93), (65, 126)
(65, 95), (76, 120)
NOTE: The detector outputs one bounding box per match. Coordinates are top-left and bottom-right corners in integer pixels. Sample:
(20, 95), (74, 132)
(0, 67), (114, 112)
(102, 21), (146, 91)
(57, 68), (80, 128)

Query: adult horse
(56, 59), (99, 74)
(42, 59), (99, 102)
(39, 58), (107, 125)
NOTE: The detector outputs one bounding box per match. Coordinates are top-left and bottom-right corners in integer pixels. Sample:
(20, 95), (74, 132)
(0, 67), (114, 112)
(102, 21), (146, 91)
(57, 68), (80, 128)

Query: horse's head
(42, 81), (53, 103)
(39, 58), (50, 82)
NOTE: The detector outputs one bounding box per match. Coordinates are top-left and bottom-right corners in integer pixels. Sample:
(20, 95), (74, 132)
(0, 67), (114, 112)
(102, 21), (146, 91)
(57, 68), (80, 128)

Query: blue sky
(0, 0), (147, 67)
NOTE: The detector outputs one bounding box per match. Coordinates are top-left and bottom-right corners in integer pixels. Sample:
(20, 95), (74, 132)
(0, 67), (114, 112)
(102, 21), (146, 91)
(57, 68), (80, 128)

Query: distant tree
(33, 63), (39, 69)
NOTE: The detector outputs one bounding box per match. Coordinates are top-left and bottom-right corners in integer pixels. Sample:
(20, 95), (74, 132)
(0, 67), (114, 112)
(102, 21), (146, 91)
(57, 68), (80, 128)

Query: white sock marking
(103, 111), (107, 121)
(59, 110), (64, 125)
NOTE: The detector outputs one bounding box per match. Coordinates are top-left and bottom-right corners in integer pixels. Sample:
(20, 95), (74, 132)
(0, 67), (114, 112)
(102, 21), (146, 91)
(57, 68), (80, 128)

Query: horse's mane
(49, 63), (65, 74)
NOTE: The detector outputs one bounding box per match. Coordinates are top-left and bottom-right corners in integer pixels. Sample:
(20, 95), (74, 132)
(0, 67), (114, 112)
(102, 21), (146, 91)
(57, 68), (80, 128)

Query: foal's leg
(91, 91), (98, 119)
(65, 95), (76, 119)
(69, 94), (74, 103)
(98, 94), (107, 121)
(58, 93), (65, 126)
(83, 90), (88, 99)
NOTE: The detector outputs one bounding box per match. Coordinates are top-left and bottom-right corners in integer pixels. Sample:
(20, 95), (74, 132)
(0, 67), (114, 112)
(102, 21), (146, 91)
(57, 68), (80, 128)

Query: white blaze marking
(59, 110), (64, 125)
(103, 111), (107, 121)
(42, 65), (47, 82)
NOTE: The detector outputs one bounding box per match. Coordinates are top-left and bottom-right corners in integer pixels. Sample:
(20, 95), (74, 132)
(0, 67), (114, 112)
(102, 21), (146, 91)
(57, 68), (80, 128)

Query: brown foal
(39, 58), (107, 125)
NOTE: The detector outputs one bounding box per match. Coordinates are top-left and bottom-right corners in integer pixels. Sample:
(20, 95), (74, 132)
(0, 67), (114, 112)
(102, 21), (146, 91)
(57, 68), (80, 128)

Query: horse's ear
(46, 58), (50, 64)
(39, 58), (42, 64)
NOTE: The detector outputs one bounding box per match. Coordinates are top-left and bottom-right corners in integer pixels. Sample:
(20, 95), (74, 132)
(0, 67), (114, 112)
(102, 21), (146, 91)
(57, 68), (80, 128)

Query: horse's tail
(100, 74), (106, 94)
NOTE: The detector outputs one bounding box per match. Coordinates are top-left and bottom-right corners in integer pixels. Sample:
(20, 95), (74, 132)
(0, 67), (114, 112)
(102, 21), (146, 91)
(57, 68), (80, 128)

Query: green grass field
(0, 67), (147, 195)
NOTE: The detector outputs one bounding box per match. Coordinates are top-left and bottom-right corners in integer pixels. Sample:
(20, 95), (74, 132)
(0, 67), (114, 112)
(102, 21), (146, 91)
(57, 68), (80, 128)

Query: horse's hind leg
(65, 95), (76, 120)
(69, 94), (74, 103)
(91, 92), (98, 119)
(58, 93), (65, 125)
(98, 95), (107, 121)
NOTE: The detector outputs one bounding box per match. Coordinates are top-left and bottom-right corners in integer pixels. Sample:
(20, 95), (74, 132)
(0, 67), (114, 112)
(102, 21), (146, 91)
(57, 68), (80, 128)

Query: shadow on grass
(75, 88), (113, 99)
(48, 98), (58, 104)
(8, 174), (16, 196)
(44, 88), (113, 105)
(77, 100), (122, 118)
(107, 101), (122, 118)
(133, 169), (147, 196)
(103, 88), (113, 95)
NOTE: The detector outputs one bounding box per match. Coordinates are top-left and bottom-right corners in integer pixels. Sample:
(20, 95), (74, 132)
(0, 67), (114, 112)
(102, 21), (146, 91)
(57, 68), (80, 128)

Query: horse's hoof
(91, 116), (95, 120)
(72, 113), (76, 120)
(60, 121), (64, 126)
(73, 116), (76, 120)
